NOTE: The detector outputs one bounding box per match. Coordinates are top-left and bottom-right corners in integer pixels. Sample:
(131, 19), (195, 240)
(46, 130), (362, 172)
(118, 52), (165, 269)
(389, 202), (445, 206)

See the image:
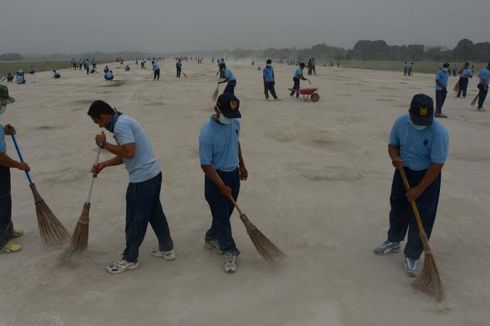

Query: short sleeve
(389, 118), (401, 146)
(234, 119), (240, 136)
(431, 127), (449, 164)
(199, 133), (213, 165)
(0, 126), (6, 153)
(114, 119), (136, 145)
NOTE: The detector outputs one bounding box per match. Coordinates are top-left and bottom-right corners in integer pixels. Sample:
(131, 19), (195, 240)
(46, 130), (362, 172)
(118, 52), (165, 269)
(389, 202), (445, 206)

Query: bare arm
(201, 164), (232, 198)
(388, 144), (403, 169)
(238, 142), (248, 181)
(405, 163), (443, 202)
(95, 133), (135, 159)
(0, 153), (29, 170)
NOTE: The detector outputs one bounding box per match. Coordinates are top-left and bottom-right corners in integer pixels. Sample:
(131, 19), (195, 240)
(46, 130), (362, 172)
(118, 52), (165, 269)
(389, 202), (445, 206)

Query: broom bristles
(211, 86), (219, 101)
(413, 251), (445, 302)
(471, 95), (479, 106)
(30, 184), (70, 246)
(239, 214), (286, 262)
(71, 202), (91, 251)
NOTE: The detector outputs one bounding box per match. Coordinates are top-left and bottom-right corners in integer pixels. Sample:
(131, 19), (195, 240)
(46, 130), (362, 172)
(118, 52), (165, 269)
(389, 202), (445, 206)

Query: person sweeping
(199, 93), (247, 273)
(0, 85), (30, 254)
(375, 94), (448, 278)
(87, 100), (175, 274)
(263, 59), (278, 101)
(476, 62), (490, 112)
(218, 63), (237, 94)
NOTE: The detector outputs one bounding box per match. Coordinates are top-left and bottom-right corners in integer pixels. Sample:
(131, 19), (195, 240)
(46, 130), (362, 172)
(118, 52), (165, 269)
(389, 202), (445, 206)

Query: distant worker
(434, 63), (449, 118)
(52, 70), (61, 79)
(218, 63), (236, 94)
(152, 60), (160, 80)
(125, 65), (130, 72)
(176, 59), (182, 78)
(476, 62), (490, 112)
(15, 70), (25, 85)
(457, 62), (472, 98)
(104, 70), (114, 81)
(290, 63), (307, 98)
(263, 59), (278, 101)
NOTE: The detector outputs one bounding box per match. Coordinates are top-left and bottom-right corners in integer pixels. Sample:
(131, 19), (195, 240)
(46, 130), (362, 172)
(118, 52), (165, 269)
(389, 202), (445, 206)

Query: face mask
(410, 121), (428, 131)
(0, 105), (6, 115)
(218, 114), (232, 125)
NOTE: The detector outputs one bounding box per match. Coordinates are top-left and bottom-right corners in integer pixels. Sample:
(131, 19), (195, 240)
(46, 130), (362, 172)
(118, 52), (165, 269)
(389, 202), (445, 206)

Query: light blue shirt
(105, 71), (113, 79)
(480, 68), (490, 85)
(152, 62), (160, 70)
(224, 68), (235, 81)
(113, 115), (161, 183)
(294, 67), (303, 79)
(435, 69), (449, 91)
(199, 116), (240, 172)
(263, 66), (274, 82)
(389, 114), (449, 171)
(0, 124), (6, 154)
(461, 68), (472, 78)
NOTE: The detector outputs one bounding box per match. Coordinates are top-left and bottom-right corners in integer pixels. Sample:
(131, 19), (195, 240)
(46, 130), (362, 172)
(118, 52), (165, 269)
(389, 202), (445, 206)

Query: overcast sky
(0, 0), (488, 54)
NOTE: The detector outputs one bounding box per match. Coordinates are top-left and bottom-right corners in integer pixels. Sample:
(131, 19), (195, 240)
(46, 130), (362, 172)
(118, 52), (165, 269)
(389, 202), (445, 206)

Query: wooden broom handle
(228, 196), (244, 216)
(397, 167), (430, 246)
(86, 146), (102, 204)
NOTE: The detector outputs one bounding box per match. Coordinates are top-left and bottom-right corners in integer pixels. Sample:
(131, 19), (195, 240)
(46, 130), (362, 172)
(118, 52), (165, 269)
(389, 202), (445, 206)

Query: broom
(71, 147), (102, 251)
(470, 94), (479, 106)
(11, 134), (70, 246)
(453, 80), (459, 93)
(229, 197), (286, 262)
(211, 83), (219, 102)
(398, 167), (444, 302)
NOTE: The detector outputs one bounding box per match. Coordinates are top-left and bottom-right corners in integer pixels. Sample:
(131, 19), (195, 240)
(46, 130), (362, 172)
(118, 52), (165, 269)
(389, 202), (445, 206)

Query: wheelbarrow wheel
(311, 93), (320, 102)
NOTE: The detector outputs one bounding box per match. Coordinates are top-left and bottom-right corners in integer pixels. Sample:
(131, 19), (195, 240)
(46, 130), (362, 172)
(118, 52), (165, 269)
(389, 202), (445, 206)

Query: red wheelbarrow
(289, 87), (320, 102)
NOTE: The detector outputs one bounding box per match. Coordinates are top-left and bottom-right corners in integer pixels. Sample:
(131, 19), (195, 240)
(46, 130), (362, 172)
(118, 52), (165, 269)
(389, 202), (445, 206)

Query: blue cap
(409, 94), (434, 126)
(216, 93), (241, 119)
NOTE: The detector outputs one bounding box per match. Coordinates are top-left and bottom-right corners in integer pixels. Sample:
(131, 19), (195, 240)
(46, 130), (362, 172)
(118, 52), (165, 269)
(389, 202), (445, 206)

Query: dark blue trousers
(478, 83), (488, 108)
(291, 77), (300, 97)
(154, 69), (160, 80)
(387, 168), (441, 260)
(457, 78), (469, 98)
(435, 89), (447, 115)
(0, 166), (13, 249)
(204, 168), (240, 255)
(123, 173), (173, 263)
(264, 81), (278, 99)
(223, 80), (236, 94)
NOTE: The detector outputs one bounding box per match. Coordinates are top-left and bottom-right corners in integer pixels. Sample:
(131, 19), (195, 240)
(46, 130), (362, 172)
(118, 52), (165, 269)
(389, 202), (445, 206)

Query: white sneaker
(106, 259), (139, 274)
(404, 256), (418, 278)
(151, 248), (176, 261)
(224, 252), (238, 273)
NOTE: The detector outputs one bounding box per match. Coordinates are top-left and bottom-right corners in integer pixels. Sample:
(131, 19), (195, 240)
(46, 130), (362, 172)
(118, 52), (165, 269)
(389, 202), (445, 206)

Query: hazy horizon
(1, 0), (489, 55)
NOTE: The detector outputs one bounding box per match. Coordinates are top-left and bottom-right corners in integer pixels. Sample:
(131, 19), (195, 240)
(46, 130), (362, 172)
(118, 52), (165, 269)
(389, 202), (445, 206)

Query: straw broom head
(30, 184), (71, 246)
(71, 202), (91, 251)
(471, 94), (479, 106)
(211, 85), (219, 102)
(238, 213), (286, 262)
(413, 249), (445, 302)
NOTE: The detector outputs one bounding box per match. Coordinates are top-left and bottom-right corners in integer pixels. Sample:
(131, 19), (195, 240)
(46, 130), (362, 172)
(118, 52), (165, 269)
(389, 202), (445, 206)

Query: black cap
(409, 94), (434, 126)
(266, 59), (272, 64)
(216, 93), (241, 119)
(442, 63), (450, 68)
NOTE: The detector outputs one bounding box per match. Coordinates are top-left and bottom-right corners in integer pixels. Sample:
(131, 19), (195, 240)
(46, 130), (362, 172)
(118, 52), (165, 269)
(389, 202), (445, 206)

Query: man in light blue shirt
(375, 94), (449, 278)
(152, 59), (160, 80)
(218, 63), (237, 94)
(290, 63), (307, 98)
(0, 85), (30, 254)
(263, 59), (278, 100)
(104, 70), (114, 81)
(88, 100), (174, 274)
(199, 93), (248, 273)
(457, 62), (472, 98)
(477, 63), (490, 111)
(435, 63), (449, 118)
(176, 59), (182, 78)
